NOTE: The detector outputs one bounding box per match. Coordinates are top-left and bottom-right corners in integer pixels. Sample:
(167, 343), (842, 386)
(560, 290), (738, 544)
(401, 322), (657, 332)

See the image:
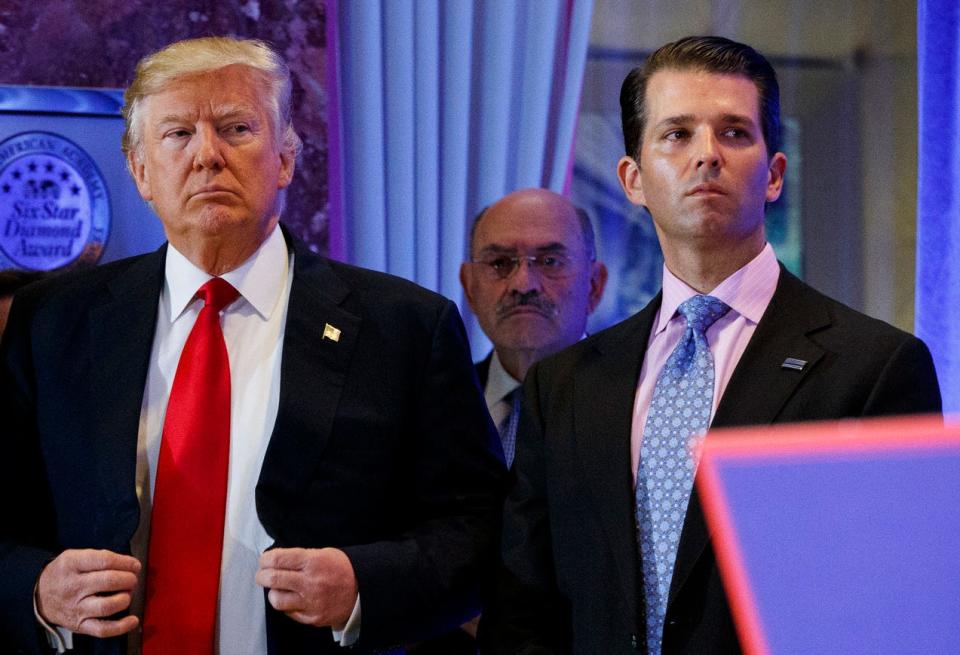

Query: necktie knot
(198, 278), (239, 313)
(677, 294), (730, 334)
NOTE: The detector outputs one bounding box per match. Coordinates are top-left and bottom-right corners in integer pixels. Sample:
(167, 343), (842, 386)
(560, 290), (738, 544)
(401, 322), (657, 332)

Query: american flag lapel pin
(322, 323), (341, 343)
(781, 357), (807, 371)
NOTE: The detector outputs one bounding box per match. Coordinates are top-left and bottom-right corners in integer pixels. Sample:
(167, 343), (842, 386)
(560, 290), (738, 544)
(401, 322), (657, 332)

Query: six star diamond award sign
(0, 131), (110, 271)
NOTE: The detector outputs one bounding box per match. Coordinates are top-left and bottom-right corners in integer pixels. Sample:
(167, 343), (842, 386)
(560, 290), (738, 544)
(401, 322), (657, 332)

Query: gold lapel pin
(323, 323), (342, 343)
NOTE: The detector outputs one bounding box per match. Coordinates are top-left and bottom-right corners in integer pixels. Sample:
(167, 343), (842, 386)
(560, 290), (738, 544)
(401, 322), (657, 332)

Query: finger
(266, 588), (303, 612)
(286, 610), (321, 626)
(74, 550), (141, 574)
(259, 547), (307, 570)
(255, 567), (302, 592)
(77, 592), (133, 619)
(76, 614), (139, 639)
(79, 569), (139, 594)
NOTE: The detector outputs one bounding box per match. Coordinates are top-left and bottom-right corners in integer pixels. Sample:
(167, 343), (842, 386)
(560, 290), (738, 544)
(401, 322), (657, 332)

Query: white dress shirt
(132, 225), (292, 654)
(484, 351), (522, 424)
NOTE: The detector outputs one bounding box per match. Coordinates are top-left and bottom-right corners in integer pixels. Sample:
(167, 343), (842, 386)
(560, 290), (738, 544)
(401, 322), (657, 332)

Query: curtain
(328, 0), (594, 357)
(916, 0), (960, 412)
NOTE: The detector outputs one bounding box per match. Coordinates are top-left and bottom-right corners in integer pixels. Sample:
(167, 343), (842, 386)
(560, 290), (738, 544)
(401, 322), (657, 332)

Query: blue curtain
(332, 0), (593, 357)
(917, 0), (960, 412)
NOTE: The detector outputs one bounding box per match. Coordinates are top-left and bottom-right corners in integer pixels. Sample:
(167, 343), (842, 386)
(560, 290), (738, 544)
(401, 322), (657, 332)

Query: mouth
(189, 186), (236, 200)
(686, 183), (727, 197)
(498, 306), (553, 320)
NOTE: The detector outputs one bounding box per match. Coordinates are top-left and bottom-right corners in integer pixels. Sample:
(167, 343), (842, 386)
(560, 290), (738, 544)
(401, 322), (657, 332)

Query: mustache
(496, 291), (556, 319)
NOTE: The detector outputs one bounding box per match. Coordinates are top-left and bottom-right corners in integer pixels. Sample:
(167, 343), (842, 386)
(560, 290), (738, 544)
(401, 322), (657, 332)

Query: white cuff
(33, 582), (73, 652)
(330, 593), (361, 646)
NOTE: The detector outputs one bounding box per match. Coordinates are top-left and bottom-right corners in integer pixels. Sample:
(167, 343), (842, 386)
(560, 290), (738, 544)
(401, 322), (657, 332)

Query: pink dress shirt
(630, 243), (781, 487)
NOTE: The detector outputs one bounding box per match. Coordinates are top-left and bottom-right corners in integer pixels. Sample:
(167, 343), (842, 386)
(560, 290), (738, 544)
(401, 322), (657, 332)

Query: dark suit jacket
(476, 354), (492, 390)
(481, 267), (942, 654)
(405, 354), (498, 655)
(0, 230), (504, 654)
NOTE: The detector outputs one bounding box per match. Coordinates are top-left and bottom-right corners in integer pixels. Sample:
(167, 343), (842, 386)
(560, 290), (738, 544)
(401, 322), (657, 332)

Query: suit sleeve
(0, 291), (61, 654)
(340, 299), (506, 648)
(479, 361), (571, 654)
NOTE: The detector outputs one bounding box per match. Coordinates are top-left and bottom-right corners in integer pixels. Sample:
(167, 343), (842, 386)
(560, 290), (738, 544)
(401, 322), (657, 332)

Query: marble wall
(0, 0), (331, 255)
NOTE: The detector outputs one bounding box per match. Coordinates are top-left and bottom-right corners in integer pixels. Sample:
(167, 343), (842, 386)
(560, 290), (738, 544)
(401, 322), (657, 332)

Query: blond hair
(121, 37), (302, 162)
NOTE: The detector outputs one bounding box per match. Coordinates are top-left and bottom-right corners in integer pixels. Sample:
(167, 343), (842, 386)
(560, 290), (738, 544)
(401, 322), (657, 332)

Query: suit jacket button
(631, 634), (639, 650)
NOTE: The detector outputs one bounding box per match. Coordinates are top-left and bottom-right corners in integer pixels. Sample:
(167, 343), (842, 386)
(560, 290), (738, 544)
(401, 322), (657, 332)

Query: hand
(36, 549), (141, 638)
(256, 547), (358, 628)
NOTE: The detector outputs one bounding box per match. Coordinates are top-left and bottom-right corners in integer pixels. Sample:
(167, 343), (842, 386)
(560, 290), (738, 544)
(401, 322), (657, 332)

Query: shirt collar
(655, 242), (780, 334)
(164, 224), (289, 322)
(484, 350), (522, 407)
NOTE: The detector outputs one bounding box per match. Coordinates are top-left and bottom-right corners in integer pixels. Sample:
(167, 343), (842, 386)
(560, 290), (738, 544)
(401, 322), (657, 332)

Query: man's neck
(497, 348), (540, 382)
(167, 218), (280, 276)
(660, 234), (766, 293)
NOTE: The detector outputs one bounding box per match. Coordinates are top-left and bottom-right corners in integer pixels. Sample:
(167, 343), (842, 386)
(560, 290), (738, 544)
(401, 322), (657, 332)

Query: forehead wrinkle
(154, 103), (259, 124)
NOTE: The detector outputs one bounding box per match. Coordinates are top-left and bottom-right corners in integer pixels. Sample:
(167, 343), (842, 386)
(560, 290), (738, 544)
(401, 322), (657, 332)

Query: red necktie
(143, 278), (239, 653)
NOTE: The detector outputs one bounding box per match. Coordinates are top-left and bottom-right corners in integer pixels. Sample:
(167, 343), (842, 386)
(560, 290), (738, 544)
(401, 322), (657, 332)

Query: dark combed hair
(620, 35), (781, 161)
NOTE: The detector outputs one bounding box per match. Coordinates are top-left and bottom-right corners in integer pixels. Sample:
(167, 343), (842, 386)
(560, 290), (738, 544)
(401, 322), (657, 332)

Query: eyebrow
(653, 113), (757, 130)
(478, 243), (570, 256)
(154, 106), (260, 127)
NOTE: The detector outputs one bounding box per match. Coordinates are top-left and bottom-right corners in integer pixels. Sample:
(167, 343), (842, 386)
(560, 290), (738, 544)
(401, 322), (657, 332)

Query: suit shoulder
(534, 308), (654, 380)
(11, 251), (159, 315)
(785, 272), (923, 349)
(324, 259), (449, 307)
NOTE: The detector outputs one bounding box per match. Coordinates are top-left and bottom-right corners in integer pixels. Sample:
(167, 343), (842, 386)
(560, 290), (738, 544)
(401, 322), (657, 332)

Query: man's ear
(278, 146), (296, 189)
(587, 261), (608, 314)
(616, 155), (645, 206)
(459, 263), (477, 312)
(127, 150), (153, 202)
(766, 151), (787, 202)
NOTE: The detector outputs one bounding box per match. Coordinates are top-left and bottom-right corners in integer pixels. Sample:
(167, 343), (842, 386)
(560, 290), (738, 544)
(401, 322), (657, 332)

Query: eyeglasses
(469, 253), (576, 280)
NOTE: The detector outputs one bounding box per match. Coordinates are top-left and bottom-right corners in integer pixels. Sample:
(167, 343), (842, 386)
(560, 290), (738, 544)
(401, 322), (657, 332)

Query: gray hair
(121, 36), (302, 167)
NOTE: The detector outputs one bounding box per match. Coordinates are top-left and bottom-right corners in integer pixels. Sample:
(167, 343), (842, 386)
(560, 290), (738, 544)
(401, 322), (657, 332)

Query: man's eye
(538, 255), (564, 268)
(165, 129), (191, 139)
(665, 129), (688, 141)
(488, 256), (514, 271)
(225, 124), (251, 135)
(722, 128), (748, 139)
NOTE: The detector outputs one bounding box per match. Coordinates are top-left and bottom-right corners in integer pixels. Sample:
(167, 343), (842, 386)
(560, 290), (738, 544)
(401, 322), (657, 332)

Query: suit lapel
(669, 266), (830, 602)
(257, 236), (361, 509)
(87, 248), (165, 547)
(573, 294), (660, 626)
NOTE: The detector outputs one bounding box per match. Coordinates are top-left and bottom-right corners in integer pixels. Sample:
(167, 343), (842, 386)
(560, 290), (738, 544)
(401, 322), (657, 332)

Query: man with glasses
(460, 188), (607, 468)
(404, 188), (609, 655)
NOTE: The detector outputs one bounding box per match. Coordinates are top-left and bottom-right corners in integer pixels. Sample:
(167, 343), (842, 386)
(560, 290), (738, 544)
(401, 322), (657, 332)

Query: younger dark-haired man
(482, 35), (940, 654)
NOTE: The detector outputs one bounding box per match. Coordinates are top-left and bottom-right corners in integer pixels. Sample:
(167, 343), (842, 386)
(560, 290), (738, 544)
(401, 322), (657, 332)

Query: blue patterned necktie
(498, 388), (522, 467)
(636, 294), (731, 654)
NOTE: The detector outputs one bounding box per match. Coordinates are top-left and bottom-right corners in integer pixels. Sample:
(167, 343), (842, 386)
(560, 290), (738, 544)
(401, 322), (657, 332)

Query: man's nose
(193, 125), (226, 171)
(508, 257), (544, 292)
(695, 131), (722, 170)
